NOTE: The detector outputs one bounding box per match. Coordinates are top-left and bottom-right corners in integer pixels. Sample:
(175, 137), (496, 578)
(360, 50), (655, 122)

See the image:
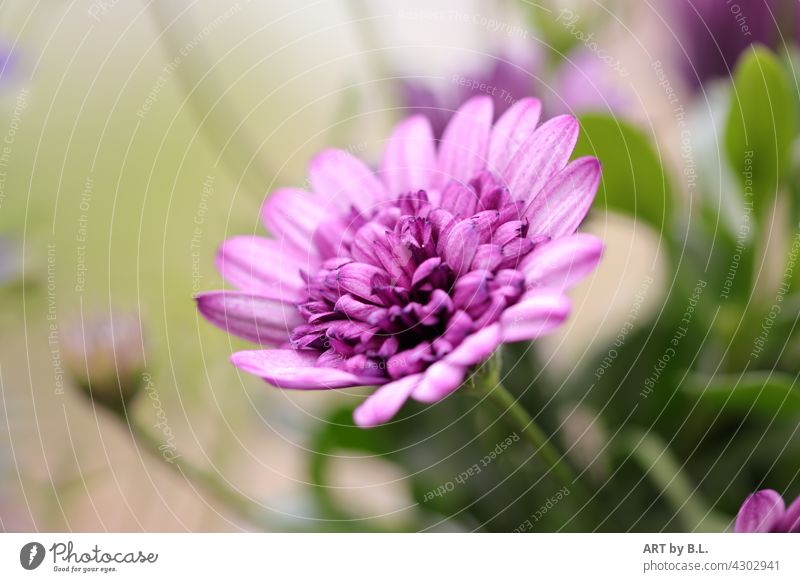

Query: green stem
(127, 416), (274, 531)
(484, 381), (582, 493)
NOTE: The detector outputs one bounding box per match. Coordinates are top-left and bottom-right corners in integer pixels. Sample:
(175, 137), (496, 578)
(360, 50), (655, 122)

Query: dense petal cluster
(735, 490), (800, 533)
(197, 96), (603, 427)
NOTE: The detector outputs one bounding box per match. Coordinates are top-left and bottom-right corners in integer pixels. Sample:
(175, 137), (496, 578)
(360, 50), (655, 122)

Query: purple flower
(552, 48), (633, 116)
(675, 0), (797, 87)
(734, 489), (800, 532)
(197, 96), (603, 427)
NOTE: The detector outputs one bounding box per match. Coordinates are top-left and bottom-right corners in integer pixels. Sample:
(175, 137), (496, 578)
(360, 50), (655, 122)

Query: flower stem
(484, 381), (579, 490)
(126, 416), (275, 531)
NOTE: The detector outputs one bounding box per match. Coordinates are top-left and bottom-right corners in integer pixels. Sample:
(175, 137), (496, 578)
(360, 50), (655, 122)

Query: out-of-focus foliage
(574, 115), (673, 234)
(725, 45), (794, 222)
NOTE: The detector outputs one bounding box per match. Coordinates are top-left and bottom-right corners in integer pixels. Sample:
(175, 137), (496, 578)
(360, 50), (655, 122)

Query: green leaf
(725, 45), (793, 219)
(621, 429), (729, 533)
(683, 371), (800, 420)
(573, 114), (673, 233)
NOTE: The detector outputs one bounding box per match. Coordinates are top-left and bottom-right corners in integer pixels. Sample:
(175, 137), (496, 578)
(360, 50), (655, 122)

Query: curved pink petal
(500, 290), (571, 342)
(443, 218), (481, 276)
(231, 349), (387, 389)
(216, 236), (307, 300)
(261, 188), (327, 256)
(525, 157), (601, 238)
(196, 291), (302, 345)
(309, 148), (387, 212)
(779, 495), (800, 533)
(735, 490), (786, 533)
(354, 373), (423, 427)
(409, 325), (502, 405)
(504, 114), (579, 202)
(488, 97), (542, 175)
(412, 361), (467, 404)
(436, 96), (493, 187)
(381, 115), (437, 195)
(445, 323), (502, 367)
(521, 233), (604, 292)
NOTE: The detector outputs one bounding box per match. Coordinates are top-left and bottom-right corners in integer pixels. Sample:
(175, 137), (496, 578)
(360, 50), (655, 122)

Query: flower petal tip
(735, 489), (785, 533)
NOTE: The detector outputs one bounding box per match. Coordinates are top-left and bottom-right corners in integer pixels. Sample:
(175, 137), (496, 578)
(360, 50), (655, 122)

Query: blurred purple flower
(0, 41), (15, 83)
(197, 96), (603, 427)
(553, 48), (633, 116)
(676, 0), (797, 87)
(401, 55), (536, 138)
(735, 489), (800, 532)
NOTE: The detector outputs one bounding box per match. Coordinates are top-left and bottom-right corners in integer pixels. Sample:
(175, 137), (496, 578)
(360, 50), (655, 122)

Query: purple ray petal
(412, 360), (467, 404)
(350, 222), (392, 267)
(436, 96), (493, 188)
(525, 157), (601, 238)
(381, 115), (437, 195)
(445, 323), (501, 367)
(334, 294), (379, 322)
(521, 233), (604, 292)
(261, 188), (327, 255)
(309, 148), (388, 212)
(196, 291), (302, 345)
(781, 495), (800, 533)
(353, 373), (423, 427)
(443, 218), (481, 276)
(216, 236), (307, 300)
(500, 290), (571, 342)
(440, 180), (479, 218)
(488, 97), (542, 175)
(735, 490), (786, 533)
(231, 349), (387, 389)
(504, 115), (579, 202)
(333, 262), (387, 304)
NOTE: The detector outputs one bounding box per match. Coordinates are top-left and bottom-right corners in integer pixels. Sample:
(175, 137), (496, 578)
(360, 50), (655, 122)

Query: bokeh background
(1, 0), (798, 532)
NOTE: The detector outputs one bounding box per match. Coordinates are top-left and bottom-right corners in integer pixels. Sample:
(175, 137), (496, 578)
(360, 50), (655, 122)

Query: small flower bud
(0, 235), (24, 287)
(62, 312), (145, 415)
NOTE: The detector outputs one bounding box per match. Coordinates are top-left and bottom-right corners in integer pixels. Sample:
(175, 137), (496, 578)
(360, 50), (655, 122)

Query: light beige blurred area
(0, 0), (690, 532)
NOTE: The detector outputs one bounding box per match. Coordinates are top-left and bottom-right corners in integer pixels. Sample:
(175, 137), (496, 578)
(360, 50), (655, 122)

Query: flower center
(291, 171), (539, 379)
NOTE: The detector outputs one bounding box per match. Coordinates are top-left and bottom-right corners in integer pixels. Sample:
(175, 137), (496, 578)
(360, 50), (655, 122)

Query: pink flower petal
(780, 495), (800, 532)
(443, 218), (481, 276)
(381, 115), (437, 195)
(216, 236), (307, 300)
(436, 96), (493, 187)
(500, 290), (571, 342)
(231, 349), (387, 389)
(445, 323), (502, 367)
(195, 291), (302, 345)
(309, 148), (387, 212)
(735, 490), (786, 533)
(261, 188), (327, 256)
(353, 373), (423, 427)
(521, 233), (604, 292)
(503, 115), (579, 202)
(412, 360), (467, 404)
(488, 97), (542, 175)
(525, 157), (601, 238)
